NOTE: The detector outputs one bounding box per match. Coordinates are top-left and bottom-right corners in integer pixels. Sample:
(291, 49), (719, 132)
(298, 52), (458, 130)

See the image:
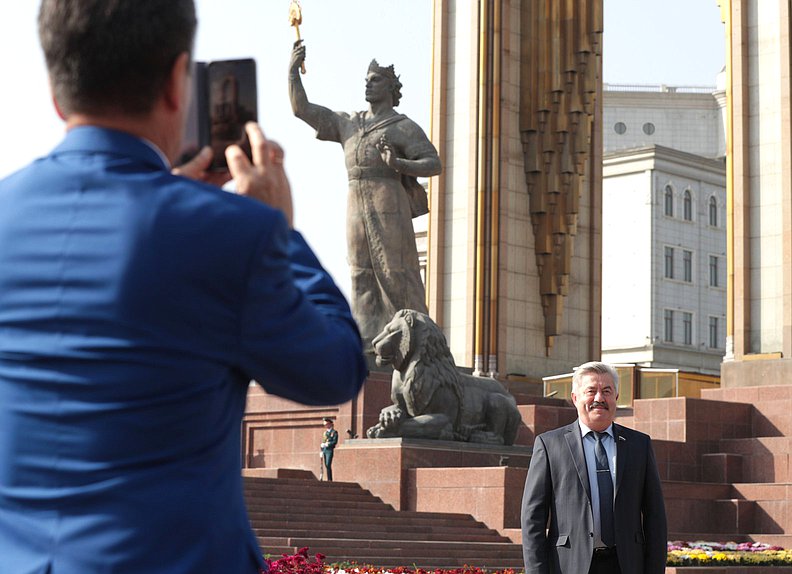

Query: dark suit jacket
(521, 420), (667, 574)
(0, 127), (367, 573)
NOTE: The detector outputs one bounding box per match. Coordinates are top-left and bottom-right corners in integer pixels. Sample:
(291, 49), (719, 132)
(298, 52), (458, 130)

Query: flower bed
(265, 549), (522, 574)
(667, 541), (792, 567)
(265, 543), (792, 573)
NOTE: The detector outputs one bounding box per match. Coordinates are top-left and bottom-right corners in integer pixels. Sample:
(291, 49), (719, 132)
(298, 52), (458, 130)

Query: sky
(0, 1), (725, 297)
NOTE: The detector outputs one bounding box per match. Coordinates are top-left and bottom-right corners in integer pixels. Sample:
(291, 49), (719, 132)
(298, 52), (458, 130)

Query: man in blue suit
(0, 1), (367, 573)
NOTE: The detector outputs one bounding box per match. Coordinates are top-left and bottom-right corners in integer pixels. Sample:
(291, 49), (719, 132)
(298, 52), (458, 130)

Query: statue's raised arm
(288, 41), (333, 130)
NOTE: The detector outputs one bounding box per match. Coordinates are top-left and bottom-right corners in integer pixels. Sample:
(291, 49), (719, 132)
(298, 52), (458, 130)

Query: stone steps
(245, 497), (482, 523)
(717, 438), (792, 483)
(664, 480), (792, 536)
(253, 527), (505, 543)
(248, 506), (497, 527)
(248, 515), (505, 539)
(245, 476), (524, 569)
(663, 481), (753, 535)
(732, 483), (792, 534)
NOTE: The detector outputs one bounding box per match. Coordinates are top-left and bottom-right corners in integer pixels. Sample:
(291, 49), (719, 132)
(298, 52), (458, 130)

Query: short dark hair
(38, 0), (197, 116)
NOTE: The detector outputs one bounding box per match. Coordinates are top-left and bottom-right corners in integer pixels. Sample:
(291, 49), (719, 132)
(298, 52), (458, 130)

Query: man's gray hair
(572, 361), (619, 394)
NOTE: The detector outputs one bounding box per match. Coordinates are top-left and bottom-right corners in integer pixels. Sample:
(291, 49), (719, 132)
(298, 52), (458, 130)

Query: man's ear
(163, 51), (191, 112)
(49, 79), (66, 120)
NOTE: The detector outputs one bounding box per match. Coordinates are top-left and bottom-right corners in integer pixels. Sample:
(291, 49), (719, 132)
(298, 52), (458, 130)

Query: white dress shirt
(578, 420), (617, 548)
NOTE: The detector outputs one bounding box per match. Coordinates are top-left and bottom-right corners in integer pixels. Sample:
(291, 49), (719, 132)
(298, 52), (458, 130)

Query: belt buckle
(594, 546), (616, 558)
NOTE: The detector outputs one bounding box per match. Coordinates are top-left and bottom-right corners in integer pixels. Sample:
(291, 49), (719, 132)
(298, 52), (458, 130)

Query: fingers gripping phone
(180, 58), (258, 171)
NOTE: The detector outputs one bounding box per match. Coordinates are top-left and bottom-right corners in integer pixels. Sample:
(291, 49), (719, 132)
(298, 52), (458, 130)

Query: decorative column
(429, 0), (602, 378)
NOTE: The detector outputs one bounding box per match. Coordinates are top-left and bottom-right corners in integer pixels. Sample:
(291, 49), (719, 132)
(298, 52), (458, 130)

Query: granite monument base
(333, 437), (530, 512)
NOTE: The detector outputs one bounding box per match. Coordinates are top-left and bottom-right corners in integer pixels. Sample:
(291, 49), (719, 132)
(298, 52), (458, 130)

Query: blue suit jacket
(0, 127), (367, 573)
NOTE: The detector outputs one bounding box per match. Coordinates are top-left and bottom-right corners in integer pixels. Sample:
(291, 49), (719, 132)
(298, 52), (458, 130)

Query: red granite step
(664, 481), (792, 537)
(252, 526), (507, 543)
(245, 497), (486, 523)
(731, 483), (792, 532)
(662, 481), (733, 499)
(667, 497), (756, 535)
(247, 509), (502, 532)
(718, 438), (792, 483)
(246, 498), (391, 513)
(245, 481), (385, 501)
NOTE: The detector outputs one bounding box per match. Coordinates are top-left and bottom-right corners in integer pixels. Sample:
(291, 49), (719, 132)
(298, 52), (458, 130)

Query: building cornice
(603, 145), (726, 183)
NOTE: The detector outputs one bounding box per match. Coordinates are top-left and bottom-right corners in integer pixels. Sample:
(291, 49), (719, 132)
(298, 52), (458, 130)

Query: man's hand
(171, 146), (232, 188)
(227, 122), (294, 228)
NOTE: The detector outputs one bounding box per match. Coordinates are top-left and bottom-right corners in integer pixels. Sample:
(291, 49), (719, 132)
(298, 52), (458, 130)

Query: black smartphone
(180, 58), (258, 171)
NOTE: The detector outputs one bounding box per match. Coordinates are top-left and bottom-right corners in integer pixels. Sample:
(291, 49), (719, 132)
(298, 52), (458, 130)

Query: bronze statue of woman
(289, 41), (441, 348)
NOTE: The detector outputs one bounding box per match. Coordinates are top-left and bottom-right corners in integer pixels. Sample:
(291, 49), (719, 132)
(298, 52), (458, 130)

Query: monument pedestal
(333, 438), (530, 512)
(721, 357), (792, 388)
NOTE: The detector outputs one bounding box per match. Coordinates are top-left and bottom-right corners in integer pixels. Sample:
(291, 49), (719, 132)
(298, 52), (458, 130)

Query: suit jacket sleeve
(236, 214), (366, 405)
(642, 437), (668, 573)
(522, 435), (552, 574)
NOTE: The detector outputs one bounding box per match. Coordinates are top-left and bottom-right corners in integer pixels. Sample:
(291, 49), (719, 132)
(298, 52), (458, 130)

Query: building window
(664, 247), (675, 279)
(709, 196), (718, 226)
(643, 122), (656, 135)
(664, 310), (674, 342)
(683, 312), (693, 345)
(709, 255), (719, 287)
(683, 250), (693, 282)
(664, 185), (673, 217)
(683, 190), (692, 221)
(709, 316), (719, 348)
(614, 122), (627, 134)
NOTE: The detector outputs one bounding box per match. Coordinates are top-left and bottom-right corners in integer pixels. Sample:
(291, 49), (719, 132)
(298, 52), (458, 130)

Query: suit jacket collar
(563, 421), (592, 502)
(613, 422), (627, 496)
(53, 126), (170, 172)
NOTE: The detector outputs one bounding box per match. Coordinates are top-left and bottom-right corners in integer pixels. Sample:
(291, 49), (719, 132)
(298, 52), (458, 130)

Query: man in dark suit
(0, 1), (367, 573)
(521, 362), (667, 574)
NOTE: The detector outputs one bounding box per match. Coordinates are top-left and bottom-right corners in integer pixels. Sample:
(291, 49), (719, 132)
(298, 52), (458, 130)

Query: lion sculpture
(366, 309), (521, 445)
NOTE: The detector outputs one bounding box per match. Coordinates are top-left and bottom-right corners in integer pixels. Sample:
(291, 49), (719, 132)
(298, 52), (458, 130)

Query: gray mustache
(589, 401), (609, 410)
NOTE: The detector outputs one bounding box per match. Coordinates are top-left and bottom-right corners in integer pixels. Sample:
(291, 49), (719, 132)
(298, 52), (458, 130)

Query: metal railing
(604, 83), (717, 94)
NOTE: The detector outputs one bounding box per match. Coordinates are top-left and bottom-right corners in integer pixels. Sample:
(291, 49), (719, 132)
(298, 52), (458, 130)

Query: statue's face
(372, 316), (408, 369)
(365, 71), (392, 105)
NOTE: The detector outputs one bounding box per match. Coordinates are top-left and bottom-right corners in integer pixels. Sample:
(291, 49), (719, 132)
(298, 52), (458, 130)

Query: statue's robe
(314, 110), (437, 344)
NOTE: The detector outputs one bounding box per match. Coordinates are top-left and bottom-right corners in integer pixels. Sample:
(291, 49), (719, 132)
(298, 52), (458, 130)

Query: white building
(601, 84), (727, 375)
